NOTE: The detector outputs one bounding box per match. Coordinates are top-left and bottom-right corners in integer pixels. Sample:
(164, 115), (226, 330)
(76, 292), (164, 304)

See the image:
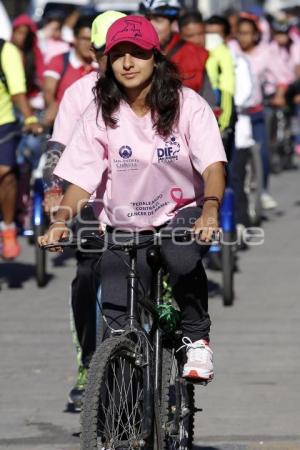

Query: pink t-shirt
(229, 41), (294, 105)
(51, 71), (98, 146)
(270, 40), (300, 83)
(54, 87), (227, 230)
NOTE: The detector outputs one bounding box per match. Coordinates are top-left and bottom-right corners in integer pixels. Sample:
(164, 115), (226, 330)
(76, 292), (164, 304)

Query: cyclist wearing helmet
(43, 11), (126, 205)
(270, 19), (300, 156)
(270, 20), (300, 81)
(43, 11), (126, 411)
(140, 0), (209, 94)
(39, 15), (227, 383)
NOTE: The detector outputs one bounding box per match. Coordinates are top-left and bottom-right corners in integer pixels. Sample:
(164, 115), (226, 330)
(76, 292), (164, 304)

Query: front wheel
(35, 223), (47, 287)
(245, 144), (263, 226)
(221, 231), (235, 307)
(81, 335), (154, 450)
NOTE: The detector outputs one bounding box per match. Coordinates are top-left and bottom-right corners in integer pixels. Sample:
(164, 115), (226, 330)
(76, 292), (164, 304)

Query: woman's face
(110, 42), (155, 94)
(273, 32), (290, 46)
(237, 21), (258, 51)
(228, 14), (239, 38)
(74, 27), (92, 61)
(180, 22), (205, 47)
(12, 25), (30, 49)
(149, 16), (172, 46)
(44, 20), (62, 40)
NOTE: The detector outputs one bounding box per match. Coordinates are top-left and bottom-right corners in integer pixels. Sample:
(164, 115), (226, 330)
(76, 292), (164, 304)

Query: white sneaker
(261, 192), (278, 210)
(180, 338), (214, 382)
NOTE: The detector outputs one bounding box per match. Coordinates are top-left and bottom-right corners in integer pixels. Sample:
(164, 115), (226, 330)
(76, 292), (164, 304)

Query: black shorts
(0, 122), (20, 167)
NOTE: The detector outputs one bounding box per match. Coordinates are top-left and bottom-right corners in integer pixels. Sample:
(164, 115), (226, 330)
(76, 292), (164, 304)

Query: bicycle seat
(146, 245), (162, 272)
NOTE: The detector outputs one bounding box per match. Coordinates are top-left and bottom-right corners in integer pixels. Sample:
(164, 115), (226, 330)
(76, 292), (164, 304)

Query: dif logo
(157, 145), (180, 163)
(157, 147), (176, 158)
(157, 136), (180, 163)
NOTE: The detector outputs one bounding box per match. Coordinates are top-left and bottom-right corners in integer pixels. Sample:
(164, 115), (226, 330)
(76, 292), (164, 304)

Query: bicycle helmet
(139, 0), (181, 19)
(271, 19), (291, 34)
(91, 11), (126, 50)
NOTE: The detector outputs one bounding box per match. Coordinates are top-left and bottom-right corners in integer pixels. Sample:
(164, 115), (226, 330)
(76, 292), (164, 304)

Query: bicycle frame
(43, 230), (204, 449)
(122, 243), (165, 443)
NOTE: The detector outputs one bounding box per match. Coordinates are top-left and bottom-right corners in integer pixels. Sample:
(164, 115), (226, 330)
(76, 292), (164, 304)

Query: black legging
(71, 206), (100, 367)
(100, 207), (211, 342)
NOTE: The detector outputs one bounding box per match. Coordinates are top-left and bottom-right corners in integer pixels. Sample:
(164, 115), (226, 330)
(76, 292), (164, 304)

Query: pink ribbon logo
(168, 187), (192, 216)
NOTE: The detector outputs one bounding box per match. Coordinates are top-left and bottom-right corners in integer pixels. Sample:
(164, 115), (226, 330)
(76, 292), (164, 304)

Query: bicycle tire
(268, 108), (283, 174)
(221, 231), (235, 307)
(270, 147), (282, 174)
(246, 144), (263, 226)
(35, 224), (47, 287)
(81, 335), (154, 450)
(158, 347), (195, 450)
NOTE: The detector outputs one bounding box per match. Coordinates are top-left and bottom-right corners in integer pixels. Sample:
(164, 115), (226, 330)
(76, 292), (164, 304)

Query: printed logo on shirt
(119, 145), (133, 159)
(113, 145), (140, 172)
(127, 193), (170, 218)
(167, 187), (192, 216)
(157, 136), (180, 164)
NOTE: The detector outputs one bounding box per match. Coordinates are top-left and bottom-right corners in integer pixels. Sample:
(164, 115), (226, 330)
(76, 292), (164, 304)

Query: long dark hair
(23, 31), (38, 92)
(93, 50), (182, 138)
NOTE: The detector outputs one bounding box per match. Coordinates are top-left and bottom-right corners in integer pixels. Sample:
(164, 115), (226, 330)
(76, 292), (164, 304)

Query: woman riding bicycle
(39, 15), (227, 382)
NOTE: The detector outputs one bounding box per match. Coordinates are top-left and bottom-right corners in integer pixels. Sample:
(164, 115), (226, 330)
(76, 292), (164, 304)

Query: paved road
(1, 167), (300, 450)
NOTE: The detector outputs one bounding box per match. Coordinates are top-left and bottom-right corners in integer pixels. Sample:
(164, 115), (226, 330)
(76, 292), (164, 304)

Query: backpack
(0, 38), (8, 90)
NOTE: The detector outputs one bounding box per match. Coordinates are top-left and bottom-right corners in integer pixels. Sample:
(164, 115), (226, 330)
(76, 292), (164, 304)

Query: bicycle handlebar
(42, 229), (220, 252)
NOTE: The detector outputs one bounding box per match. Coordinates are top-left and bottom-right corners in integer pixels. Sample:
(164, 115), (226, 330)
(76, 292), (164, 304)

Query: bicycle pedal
(64, 401), (81, 414)
(194, 407), (203, 412)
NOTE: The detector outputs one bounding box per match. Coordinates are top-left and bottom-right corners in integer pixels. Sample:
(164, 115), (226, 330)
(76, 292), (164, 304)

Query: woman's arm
(38, 184), (91, 250)
(52, 184), (91, 222)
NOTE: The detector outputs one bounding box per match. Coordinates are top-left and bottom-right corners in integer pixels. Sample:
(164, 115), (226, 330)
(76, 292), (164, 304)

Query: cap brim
(104, 38), (155, 54)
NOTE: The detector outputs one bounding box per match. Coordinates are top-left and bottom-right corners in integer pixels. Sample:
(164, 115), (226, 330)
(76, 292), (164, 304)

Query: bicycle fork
(126, 248), (160, 446)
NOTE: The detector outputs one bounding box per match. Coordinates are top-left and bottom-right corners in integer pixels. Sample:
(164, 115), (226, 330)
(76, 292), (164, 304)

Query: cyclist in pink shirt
(42, 11), (126, 411)
(40, 15), (227, 382)
(232, 15), (293, 210)
(270, 19), (300, 156)
(269, 19), (300, 82)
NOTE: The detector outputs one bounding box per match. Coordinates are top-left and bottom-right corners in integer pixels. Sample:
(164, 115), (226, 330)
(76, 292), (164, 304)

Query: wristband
(47, 186), (63, 195)
(202, 196), (221, 209)
(24, 115), (38, 125)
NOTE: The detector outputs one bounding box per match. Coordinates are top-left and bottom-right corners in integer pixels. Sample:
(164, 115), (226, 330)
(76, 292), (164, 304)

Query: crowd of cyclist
(0, 0), (300, 409)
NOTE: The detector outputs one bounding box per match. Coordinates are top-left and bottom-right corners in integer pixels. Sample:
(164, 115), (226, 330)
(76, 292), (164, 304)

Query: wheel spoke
(96, 350), (144, 449)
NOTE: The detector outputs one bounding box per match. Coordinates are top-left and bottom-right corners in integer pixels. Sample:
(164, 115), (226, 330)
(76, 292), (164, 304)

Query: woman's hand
(270, 95), (286, 107)
(193, 204), (219, 242)
(38, 222), (70, 252)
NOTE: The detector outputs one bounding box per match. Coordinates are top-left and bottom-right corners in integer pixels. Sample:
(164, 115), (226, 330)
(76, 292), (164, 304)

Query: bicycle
(30, 152), (49, 287)
(265, 104), (294, 174)
(206, 188), (236, 307)
(44, 230), (212, 450)
(244, 143), (263, 227)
